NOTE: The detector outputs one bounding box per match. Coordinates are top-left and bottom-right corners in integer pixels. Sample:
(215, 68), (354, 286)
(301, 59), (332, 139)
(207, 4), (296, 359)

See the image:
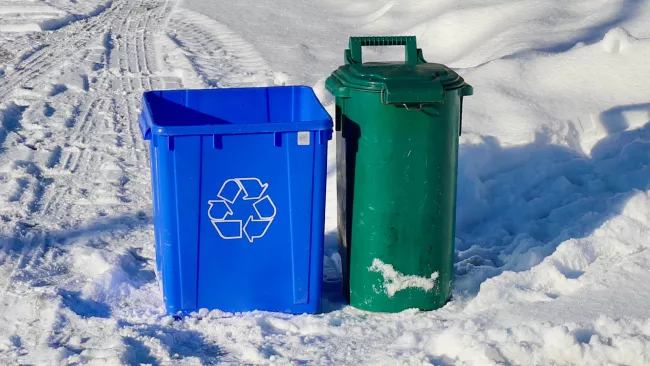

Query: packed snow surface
(1, 0), (650, 364)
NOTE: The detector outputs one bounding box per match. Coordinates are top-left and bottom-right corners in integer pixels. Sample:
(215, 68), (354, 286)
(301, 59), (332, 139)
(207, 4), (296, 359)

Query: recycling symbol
(207, 178), (277, 243)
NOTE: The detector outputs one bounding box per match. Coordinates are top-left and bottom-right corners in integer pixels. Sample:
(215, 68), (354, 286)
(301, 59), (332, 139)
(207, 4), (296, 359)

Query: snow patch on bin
(369, 259), (439, 297)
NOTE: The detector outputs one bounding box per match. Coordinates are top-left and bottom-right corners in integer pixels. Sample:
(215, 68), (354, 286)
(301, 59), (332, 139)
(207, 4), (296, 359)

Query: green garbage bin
(326, 36), (473, 313)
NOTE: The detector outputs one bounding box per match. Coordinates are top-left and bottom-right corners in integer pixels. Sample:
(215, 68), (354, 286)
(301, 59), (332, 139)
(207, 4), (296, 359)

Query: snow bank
(425, 316), (650, 365)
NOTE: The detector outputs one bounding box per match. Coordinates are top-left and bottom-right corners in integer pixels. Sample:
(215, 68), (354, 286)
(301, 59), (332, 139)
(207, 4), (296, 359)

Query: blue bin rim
(139, 85), (333, 140)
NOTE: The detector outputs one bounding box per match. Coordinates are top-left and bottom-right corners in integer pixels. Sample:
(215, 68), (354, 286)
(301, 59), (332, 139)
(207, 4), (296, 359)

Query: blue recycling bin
(139, 86), (333, 315)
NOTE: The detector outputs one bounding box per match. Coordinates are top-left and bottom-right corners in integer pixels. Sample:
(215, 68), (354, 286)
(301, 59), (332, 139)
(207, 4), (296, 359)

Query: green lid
(326, 36), (473, 105)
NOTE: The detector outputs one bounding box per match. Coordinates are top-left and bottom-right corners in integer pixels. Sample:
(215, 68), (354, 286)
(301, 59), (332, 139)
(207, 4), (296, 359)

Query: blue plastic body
(139, 86), (333, 315)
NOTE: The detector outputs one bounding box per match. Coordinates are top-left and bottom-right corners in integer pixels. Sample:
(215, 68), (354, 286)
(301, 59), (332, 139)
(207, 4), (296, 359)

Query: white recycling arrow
(217, 179), (243, 204)
(208, 178), (276, 243)
(207, 200), (241, 240)
(238, 178), (268, 200)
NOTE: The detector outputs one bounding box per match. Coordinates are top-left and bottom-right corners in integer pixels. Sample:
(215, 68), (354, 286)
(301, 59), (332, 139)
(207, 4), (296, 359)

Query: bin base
(347, 293), (452, 313)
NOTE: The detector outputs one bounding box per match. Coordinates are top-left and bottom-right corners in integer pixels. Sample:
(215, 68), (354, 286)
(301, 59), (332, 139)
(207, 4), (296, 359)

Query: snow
(0, 0), (649, 364)
(369, 259), (439, 297)
(0, 1), (112, 33)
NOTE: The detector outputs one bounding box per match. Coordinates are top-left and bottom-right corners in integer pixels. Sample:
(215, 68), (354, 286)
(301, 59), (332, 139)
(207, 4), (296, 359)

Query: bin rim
(327, 63), (469, 93)
(139, 85), (333, 140)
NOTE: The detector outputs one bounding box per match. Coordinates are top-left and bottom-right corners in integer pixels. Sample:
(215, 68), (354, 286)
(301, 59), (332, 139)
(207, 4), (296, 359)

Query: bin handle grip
(139, 112), (152, 140)
(346, 36), (421, 65)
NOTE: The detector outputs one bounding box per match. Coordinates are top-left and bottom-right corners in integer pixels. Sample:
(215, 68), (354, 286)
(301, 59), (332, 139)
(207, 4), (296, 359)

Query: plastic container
(326, 36), (472, 313)
(139, 86), (333, 315)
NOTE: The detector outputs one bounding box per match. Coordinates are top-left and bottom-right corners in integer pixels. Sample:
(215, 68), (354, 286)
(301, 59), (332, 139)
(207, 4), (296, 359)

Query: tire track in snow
(168, 8), (276, 88)
(0, 0), (243, 361)
(0, 0), (171, 254)
(40, 180), (66, 215)
(127, 77), (148, 159)
(0, 2), (123, 99)
(0, 80), (84, 328)
(78, 99), (109, 147)
(0, 1), (180, 362)
(135, 14), (151, 77)
(127, 17), (140, 74)
(69, 98), (102, 146)
(111, 0), (175, 164)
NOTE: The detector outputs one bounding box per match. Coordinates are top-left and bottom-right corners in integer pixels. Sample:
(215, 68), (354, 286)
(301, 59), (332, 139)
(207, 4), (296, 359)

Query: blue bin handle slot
(139, 115), (152, 140)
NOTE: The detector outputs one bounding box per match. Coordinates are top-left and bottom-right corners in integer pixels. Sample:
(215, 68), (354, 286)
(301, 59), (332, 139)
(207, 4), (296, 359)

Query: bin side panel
(196, 132), (320, 313)
(285, 132), (315, 305)
(173, 136), (202, 310)
(343, 90), (461, 313)
(335, 102), (353, 302)
(308, 131), (328, 313)
(155, 135), (182, 313)
(150, 143), (162, 277)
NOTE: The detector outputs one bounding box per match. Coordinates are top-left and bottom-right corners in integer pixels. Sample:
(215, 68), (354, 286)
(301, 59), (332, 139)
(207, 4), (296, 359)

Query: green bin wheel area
(327, 36), (473, 313)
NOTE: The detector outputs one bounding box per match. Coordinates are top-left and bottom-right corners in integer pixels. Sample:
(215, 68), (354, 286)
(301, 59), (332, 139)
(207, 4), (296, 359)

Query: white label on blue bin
(298, 131), (310, 146)
(207, 178), (277, 243)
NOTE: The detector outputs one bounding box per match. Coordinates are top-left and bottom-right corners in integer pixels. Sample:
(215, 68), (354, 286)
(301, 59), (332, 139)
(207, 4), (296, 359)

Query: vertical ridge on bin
(286, 138), (314, 305)
(265, 88), (271, 123)
(213, 135), (223, 149)
(310, 135), (327, 311)
(305, 143), (318, 305)
(285, 140), (297, 302)
(290, 87), (295, 123)
(158, 138), (181, 313)
(173, 136), (201, 310)
(167, 136), (174, 151)
(150, 144), (162, 276)
(194, 136), (204, 309)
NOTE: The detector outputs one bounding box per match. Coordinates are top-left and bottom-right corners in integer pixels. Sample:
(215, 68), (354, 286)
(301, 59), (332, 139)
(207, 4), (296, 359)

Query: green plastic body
(327, 36), (472, 313)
